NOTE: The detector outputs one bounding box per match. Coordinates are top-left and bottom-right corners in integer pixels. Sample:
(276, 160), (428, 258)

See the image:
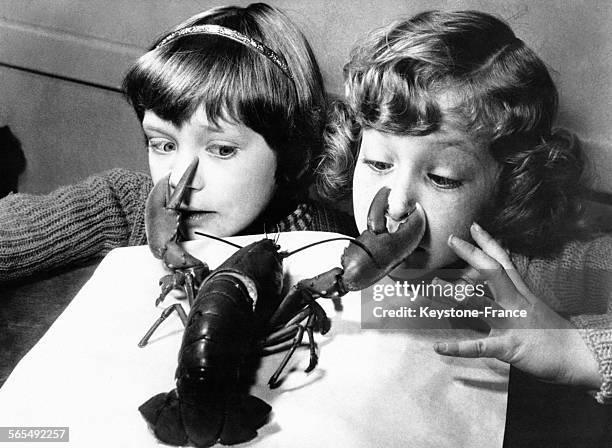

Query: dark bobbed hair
(123, 3), (326, 201)
(317, 10), (585, 257)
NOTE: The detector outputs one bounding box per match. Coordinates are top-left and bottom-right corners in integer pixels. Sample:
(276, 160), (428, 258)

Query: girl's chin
(389, 250), (432, 279)
(390, 250), (466, 281)
(389, 250), (456, 277)
(180, 221), (247, 241)
(179, 222), (220, 241)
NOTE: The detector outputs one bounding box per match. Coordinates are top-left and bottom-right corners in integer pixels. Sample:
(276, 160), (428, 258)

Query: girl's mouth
(180, 210), (215, 223)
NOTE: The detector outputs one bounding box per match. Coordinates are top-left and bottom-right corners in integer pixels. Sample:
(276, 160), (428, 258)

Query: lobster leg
(260, 308), (311, 348)
(260, 287), (330, 387)
(266, 310), (323, 388)
(259, 306), (317, 354)
(138, 303), (189, 347)
(268, 269), (343, 329)
(155, 267), (203, 306)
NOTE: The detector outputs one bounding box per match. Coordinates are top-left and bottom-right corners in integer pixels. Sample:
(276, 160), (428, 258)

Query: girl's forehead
(364, 126), (487, 152)
(144, 107), (245, 132)
(186, 106), (241, 130)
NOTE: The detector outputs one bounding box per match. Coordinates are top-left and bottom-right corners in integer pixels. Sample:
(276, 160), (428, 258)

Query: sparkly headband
(155, 24), (294, 80)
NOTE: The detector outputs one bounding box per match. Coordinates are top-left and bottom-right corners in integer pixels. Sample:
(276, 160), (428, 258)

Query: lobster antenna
(274, 225), (281, 244)
(283, 237), (374, 260)
(194, 231), (243, 249)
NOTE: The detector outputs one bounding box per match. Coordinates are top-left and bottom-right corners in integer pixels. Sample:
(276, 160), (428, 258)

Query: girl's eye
(363, 159), (393, 172)
(207, 145), (238, 158)
(428, 174), (463, 189)
(147, 139), (176, 154)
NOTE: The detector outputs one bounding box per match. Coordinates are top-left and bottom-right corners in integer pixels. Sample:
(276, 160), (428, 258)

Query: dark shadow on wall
(0, 126), (26, 197)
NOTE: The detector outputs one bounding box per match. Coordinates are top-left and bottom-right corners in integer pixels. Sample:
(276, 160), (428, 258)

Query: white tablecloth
(0, 232), (508, 447)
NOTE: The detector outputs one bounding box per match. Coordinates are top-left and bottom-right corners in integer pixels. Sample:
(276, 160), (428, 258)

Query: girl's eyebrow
(427, 142), (485, 169)
(142, 124), (174, 136)
(199, 121), (251, 140)
(142, 116), (175, 134)
(204, 125), (226, 135)
(432, 138), (471, 149)
(431, 139), (480, 159)
(196, 118), (235, 133)
(193, 124), (251, 148)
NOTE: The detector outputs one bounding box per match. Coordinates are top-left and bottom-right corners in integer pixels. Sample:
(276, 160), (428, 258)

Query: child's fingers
(448, 233), (499, 272)
(447, 235), (518, 310)
(469, 223), (532, 298)
(456, 266), (486, 287)
(469, 222), (513, 268)
(434, 336), (508, 360)
(430, 277), (512, 329)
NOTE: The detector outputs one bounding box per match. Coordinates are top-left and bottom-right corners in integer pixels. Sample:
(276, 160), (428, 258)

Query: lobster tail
(139, 387), (271, 447)
(218, 394), (272, 444)
(139, 389), (188, 446)
(176, 370), (229, 446)
(180, 385), (271, 446)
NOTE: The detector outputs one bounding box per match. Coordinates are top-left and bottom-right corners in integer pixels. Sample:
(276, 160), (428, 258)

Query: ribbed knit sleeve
(308, 201), (358, 236)
(570, 313), (612, 403)
(512, 235), (612, 403)
(273, 201), (358, 235)
(0, 168), (152, 283)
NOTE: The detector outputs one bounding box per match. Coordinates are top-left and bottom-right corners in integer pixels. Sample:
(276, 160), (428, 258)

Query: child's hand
(434, 223), (602, 390)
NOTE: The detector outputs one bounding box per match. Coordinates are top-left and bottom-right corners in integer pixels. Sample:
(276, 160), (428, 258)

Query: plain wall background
(0, 0), (610, 194)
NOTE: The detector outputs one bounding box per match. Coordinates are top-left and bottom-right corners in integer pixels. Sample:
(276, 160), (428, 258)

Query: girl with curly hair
(318, 10), (612, 403)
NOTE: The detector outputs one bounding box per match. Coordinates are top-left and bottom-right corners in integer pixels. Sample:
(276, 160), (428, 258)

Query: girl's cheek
(352, 168), (381, 233)
(148, 154), (167, 185)
(438, 201), (479, 242)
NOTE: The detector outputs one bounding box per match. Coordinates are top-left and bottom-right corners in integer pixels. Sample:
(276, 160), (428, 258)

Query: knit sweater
(0, 168), (356, 283)
(512, 235), (612, 403)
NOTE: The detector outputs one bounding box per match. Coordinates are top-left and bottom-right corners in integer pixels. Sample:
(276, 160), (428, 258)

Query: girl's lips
(180, 210), (215, 223)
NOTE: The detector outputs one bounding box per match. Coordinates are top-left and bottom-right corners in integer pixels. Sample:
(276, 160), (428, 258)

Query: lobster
(137, 158), (426, 447)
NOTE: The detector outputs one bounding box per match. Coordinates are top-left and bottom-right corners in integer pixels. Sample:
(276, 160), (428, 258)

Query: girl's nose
(386, 180), (417, 221)
(385, 184), (420, 234)
(387, 206), (414, 222)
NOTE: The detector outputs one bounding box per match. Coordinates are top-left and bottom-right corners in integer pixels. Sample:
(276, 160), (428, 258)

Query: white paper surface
(0, 231), (508, 447)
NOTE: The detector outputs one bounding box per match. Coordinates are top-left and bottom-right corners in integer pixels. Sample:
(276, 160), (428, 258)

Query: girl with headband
(0, 3), (356, 283)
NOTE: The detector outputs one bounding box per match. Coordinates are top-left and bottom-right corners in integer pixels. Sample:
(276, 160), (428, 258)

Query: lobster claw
(341, 187), (426, 290)
(145, 158), (203, 269)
